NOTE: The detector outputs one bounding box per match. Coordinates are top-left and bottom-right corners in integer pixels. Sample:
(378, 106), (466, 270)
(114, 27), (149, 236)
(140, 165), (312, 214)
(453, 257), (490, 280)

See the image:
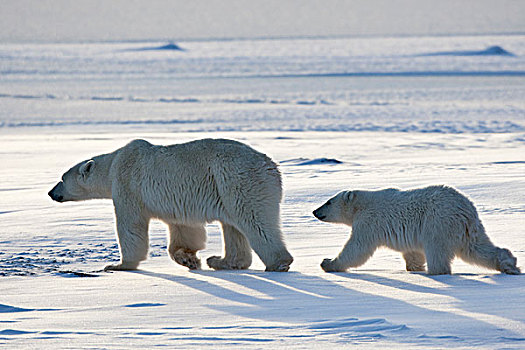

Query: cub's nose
(48, 190), (64, 202)
(49, 192), (63, 202)
(313, 209), (326, 220)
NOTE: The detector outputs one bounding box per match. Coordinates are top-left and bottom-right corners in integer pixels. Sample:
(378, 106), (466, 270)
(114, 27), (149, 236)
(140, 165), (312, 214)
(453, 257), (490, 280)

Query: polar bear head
(313, 191), (356, 225)
(49, 158), (110, 202)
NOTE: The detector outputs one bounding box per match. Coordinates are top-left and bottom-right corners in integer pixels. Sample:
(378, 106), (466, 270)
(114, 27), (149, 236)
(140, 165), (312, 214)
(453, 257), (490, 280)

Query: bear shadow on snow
(132, 269), (525, 343)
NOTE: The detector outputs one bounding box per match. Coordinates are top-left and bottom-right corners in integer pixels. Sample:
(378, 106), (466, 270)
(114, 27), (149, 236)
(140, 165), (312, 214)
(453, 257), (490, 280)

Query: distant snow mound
(419, 45), (514, 57)
(481, 46), (514, 56)
(131, 43), (185, 52)
(281, 158), (343, 166)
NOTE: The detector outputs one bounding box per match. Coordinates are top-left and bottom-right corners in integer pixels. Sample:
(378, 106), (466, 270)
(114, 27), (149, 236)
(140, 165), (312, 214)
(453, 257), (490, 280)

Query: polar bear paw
(171, 248), (201, 270)
(321, 258), (345, 273)
(264, 255), (293, 272)
(265, 263), (291, 272)
(497, 249), (521, 275)
(207, 256), (250, 270)
(104, 261), (139, 271)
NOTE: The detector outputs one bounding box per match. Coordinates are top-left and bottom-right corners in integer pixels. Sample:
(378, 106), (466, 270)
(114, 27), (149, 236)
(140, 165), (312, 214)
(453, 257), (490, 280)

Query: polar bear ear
(79, 160), (94, 180)
(343, 191), (355, 203)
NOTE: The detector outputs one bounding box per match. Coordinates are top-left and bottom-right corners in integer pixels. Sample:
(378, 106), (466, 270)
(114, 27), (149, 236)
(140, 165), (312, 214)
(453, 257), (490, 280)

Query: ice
(418, 45), (514, 57)
(1, 35), (524, 348)
(130, 43), (186, 52)
(281, 158), (343, 166)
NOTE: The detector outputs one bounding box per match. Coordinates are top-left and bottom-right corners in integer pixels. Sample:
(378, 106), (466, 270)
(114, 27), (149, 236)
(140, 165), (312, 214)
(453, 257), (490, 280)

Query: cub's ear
(343, 191), (355, 203)
(79, 160), (94, 179)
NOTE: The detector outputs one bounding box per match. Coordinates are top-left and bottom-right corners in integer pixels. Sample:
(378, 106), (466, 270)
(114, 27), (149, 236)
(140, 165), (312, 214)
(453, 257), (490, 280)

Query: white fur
(49, 139), (293, 272)
(314, 186), (520, 275)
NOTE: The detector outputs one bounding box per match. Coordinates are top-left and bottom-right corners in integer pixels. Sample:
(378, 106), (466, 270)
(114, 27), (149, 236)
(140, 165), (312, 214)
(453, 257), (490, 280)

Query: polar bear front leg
(403, 251), (426, 272)
(207, 223), (252, 270)
(104, 205), (150, 271)
(168, 224), (206, 270)
(321, 232), (376, 272)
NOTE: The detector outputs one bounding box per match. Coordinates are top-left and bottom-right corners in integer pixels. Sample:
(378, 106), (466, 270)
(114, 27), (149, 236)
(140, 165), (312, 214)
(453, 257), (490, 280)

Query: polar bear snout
(48, 182), (65, 202)
(313, 208), (327, 221)
(313, 195), (347, 224)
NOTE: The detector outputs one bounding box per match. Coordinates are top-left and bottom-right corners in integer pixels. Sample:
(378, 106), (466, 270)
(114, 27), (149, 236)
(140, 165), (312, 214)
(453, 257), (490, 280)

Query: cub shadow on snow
(421, 272), (525, 324)
(336, 272), (525, 328)
(134, 269), (524, 346)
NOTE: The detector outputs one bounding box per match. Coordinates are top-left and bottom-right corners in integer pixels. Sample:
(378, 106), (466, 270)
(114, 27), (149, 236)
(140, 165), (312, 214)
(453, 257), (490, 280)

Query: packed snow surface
(1, 35), (524, 348)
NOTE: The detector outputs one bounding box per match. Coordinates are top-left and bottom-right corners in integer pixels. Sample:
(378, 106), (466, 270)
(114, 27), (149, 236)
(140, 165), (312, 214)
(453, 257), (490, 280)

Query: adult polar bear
(49, 138), (293, 272)
(313, 185), (520, 275)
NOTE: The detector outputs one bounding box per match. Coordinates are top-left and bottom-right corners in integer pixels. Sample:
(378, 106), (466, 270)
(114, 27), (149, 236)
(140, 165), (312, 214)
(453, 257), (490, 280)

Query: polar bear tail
(459, 220), (520, 275)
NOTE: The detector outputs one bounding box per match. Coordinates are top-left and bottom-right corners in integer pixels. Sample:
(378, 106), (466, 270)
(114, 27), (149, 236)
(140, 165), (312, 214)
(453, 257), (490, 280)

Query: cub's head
(313, 191), (356, 225)
(48, 159), (102, 202)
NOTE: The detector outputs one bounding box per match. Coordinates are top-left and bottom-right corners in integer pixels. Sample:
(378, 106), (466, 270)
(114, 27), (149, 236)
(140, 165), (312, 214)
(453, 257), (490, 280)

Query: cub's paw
(406, 264), (426, 272)
(321, 258), (344, 273)
(502, 265), (521, 275)
(497, 249), (521, 275)
(172, 249), (201, 270)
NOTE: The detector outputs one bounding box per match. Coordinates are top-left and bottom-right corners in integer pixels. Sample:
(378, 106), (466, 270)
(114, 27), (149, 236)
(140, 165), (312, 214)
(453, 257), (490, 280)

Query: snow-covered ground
(1, 35), (524, 348)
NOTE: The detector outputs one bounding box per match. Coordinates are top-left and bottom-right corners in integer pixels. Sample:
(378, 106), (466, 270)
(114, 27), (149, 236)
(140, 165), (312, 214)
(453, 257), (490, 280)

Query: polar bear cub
(313, 185), (520, 275)
(49, 138), (293, 272)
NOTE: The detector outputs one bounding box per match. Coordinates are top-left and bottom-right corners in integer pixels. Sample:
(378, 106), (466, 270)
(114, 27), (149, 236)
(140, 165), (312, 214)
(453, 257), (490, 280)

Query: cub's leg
(403, 251), (426, 272)
(207, 223), (252, 270)
(321, 227), (377, 272)
(424, 242), (454, 275)
(168, 224), (207, 270)
(457, 222), (520, 275)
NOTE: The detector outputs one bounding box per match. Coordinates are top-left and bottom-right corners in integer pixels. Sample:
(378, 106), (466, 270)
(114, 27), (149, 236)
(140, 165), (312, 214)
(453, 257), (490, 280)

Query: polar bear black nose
(313, 209), (326, 220)
(48, 182), (64, 202)
(48, 190), (63, 202)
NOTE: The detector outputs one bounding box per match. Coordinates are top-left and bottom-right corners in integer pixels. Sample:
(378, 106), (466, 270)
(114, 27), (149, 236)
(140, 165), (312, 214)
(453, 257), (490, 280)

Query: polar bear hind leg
(227, 199), (293, 271)
(168, 224), (207, 270)
(214, 168), (293, 272)
(403, 251), (426, 272)
(233, 219), (293, 272)
(457, 222), (520, 274)
(207, 223), (253, 270)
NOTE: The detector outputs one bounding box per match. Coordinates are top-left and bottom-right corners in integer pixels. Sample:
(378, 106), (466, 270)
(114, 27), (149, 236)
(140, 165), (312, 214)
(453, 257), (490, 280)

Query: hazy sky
(1, 0), (524, 43)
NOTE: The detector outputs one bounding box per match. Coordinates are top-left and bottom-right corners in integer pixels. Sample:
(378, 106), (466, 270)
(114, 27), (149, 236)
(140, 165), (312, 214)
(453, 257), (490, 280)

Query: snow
(418, 45), (515, 57)
(1, 35), (524, 348)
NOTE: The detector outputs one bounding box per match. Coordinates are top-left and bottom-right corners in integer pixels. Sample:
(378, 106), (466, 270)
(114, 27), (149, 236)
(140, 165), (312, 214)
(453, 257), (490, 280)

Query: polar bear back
(352, 185), (480, 251)
(110, 139), (282, 224)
